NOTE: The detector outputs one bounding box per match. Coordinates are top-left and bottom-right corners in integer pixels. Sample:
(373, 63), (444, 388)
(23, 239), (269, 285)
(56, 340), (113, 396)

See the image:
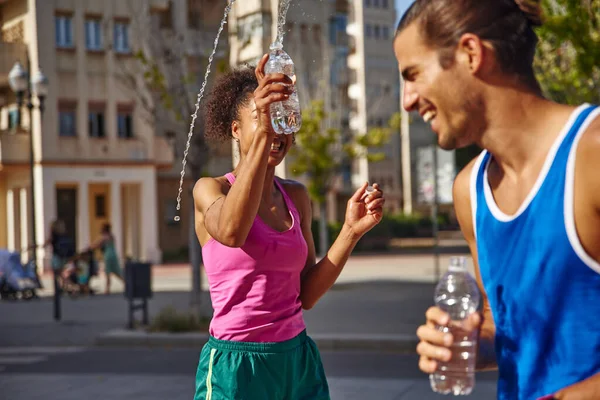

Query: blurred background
(0, 0), (597, 399)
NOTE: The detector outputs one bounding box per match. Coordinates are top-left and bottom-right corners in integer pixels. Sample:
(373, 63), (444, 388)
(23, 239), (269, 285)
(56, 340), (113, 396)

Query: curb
(94, 329), (418, 353)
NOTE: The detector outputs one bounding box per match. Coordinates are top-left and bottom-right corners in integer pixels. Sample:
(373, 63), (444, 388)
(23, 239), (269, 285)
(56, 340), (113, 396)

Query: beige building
(227, 0), (401, 218)
(347, 0), (400, 211)
(0, 0), (178, 267)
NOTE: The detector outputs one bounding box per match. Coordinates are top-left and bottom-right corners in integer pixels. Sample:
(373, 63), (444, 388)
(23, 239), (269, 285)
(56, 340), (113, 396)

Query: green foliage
(534, 0), (600, 104)
(311, 212), (455, 252)
(148, 306), (211, 333)
(289, 100), (394, 204)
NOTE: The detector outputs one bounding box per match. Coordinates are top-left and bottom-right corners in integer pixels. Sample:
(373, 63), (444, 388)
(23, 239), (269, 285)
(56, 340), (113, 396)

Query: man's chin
(437, 135), (458, 151)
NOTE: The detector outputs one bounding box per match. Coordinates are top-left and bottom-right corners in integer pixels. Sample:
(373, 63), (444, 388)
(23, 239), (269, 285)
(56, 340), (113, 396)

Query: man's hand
(416, 306), (482, 373)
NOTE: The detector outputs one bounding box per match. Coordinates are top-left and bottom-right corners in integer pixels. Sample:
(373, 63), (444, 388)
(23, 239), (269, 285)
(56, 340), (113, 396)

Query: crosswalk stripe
(0, 347), (84, 355)
(0, 356), (48, 364)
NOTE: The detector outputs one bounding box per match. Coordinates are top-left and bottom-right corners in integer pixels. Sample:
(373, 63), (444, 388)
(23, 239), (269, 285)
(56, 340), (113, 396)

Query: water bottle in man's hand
(430, 256), (481, 396)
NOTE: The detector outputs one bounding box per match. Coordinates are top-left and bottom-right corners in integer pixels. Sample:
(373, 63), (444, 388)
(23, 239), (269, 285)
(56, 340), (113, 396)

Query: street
(0, 346), (498, 399)
(0, 254), (501, 399)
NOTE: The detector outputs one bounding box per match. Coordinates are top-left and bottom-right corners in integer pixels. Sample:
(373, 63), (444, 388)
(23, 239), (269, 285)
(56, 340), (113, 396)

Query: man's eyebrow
(401, 65), (417, 80)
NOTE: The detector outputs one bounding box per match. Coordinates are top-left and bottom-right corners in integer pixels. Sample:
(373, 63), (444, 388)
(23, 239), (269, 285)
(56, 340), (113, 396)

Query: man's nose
(402, 82), (419, 112)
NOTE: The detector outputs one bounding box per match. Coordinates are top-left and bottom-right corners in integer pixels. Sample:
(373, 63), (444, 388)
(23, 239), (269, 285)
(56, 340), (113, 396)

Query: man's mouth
(423, 110), (437, 124)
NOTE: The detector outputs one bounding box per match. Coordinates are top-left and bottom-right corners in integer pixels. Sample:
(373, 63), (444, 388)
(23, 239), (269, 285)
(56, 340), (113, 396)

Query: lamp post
(8, 58), (49, 311)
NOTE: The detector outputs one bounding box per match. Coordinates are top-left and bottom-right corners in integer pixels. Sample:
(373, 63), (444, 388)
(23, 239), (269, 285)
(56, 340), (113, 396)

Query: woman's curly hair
(203, 65), (258, 142)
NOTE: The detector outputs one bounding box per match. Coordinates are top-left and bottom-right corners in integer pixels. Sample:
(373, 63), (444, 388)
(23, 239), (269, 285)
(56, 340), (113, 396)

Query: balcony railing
(0, 42), (28, 88)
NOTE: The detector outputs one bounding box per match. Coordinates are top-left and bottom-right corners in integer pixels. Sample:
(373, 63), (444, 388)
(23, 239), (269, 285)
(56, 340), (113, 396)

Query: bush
(161, 247), (189, 263)
(148, 306), (210, 333)
(309, 211), (456, 253)
(311, 220), (343, 255)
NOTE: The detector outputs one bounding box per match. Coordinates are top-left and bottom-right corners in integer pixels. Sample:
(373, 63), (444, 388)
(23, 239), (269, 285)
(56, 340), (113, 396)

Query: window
(237, 13), (267, 44)
(95, 194), (106, 218)
(59, 111), (76, 137)
(88, 103), (105, 138)
(374, 25), (381, 39)
(117, 105), (134, 139)
(8, 109), (19, 130)
(382, 26), (390, 40)
(58, 101), (77, 137)
(364, 0), (371, 7)
(113, 21), (130, 53)
(188, 0), (201, 29)
(365, 24), (372, 38)
(55, 15), (73, 48)
(313, 24), (321, 43)
(382, 0), (389, 8)
(85, 18), (103, 50)
(151, 3), (173, 29)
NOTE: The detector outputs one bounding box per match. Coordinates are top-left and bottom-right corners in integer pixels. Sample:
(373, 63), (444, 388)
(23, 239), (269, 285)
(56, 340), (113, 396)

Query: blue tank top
(471, 104), (600, 399)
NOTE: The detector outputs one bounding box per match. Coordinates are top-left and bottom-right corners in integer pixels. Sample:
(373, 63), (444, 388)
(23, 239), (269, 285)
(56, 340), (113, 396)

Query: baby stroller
(0, 249), (41, 301)
(62, 248), (98, 297)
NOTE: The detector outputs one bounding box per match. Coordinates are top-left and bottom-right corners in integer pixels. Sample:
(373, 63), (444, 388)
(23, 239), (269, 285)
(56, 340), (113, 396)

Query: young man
(393, 0), (600, 399)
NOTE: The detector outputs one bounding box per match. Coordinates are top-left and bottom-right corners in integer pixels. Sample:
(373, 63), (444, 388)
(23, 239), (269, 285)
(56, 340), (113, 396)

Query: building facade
(0, 0), (177, 267)
(347, 0), (400, 211)
(227, 0), (401, 219)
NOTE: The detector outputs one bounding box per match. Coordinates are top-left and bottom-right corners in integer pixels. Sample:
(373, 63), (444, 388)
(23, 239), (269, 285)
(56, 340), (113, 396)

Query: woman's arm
(295, 182), (385, 310)
(193, 56), (292, 248)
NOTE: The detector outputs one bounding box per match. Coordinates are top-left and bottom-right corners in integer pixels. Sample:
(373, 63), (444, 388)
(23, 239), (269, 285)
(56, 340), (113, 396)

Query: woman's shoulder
(193, 175), (231, 199)
(277, 178), (308, 197)
(277, 178), (310, 213)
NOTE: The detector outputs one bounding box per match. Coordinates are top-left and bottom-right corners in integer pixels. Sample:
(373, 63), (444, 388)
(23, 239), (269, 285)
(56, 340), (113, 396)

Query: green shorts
(194, 330), (330, 400)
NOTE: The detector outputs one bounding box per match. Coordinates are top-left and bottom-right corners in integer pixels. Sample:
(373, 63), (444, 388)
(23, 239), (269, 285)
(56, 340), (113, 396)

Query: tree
(534, 0), (600, 104)
(116, 0), (231, 316)
(288, 100), (392, 255)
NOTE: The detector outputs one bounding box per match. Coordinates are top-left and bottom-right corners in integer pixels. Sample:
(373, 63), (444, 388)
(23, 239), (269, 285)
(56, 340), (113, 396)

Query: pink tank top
(201, 173), (308, 342)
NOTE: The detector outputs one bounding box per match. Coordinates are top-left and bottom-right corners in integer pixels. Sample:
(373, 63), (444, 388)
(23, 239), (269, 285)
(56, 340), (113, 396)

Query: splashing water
(174, 0), (236, 221)
(274, 0), (292, 47)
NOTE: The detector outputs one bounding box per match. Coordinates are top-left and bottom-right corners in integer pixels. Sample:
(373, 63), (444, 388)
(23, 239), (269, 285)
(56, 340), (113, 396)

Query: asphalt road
(0, 346), (498, 399)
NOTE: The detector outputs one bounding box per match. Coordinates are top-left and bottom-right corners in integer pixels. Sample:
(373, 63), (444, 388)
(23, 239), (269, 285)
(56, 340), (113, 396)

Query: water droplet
(174, 0), (235, 211)
(174, 216), (181, 222)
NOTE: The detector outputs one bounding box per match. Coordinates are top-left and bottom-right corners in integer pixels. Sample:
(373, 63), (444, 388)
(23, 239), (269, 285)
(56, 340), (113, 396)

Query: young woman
(90, 223), (123, 294)
(192, 54), (385, 399)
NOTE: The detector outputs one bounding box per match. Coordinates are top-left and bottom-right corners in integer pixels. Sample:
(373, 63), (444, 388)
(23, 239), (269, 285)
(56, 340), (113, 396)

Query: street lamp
(8, 59), (49, 310)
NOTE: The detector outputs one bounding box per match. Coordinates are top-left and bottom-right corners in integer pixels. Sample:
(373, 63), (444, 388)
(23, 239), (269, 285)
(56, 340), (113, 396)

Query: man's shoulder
(576, 107), (600, 207)
(453, 151), (486, 203)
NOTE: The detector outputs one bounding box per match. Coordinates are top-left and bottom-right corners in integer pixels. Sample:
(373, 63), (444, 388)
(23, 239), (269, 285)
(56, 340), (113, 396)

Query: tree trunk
(189, 190), (203, 317)
(319, 201), (329, 258)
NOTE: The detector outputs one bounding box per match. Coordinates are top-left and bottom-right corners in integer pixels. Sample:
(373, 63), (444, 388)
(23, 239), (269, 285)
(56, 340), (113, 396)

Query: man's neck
(477, 89), (574, 177)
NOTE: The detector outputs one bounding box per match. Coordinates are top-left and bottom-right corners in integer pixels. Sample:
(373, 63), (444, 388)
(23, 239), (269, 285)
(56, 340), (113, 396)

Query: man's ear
(456, 33), (485, 75)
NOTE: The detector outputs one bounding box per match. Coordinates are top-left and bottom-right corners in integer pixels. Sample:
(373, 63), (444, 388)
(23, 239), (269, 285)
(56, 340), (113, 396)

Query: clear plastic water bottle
(264, 42), (302, 135)
(430, 256), (481, 395)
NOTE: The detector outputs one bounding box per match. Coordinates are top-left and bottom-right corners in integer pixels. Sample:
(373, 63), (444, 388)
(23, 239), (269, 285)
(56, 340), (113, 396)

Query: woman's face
(232, 96), (294, 167)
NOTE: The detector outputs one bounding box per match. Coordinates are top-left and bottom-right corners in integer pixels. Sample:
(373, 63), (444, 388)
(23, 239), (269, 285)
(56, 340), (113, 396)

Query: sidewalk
(2, 253), (473, 350)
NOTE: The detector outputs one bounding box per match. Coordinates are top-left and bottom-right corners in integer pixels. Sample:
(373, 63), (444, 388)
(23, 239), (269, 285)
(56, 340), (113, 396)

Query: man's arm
(551, 111), (600, 399)
(452, 157), (497, 371)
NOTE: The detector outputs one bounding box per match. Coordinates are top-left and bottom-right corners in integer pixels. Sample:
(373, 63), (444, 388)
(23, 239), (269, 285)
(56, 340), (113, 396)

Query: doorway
(88, 183), (111, 247)
(56, 187), (78, 248)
